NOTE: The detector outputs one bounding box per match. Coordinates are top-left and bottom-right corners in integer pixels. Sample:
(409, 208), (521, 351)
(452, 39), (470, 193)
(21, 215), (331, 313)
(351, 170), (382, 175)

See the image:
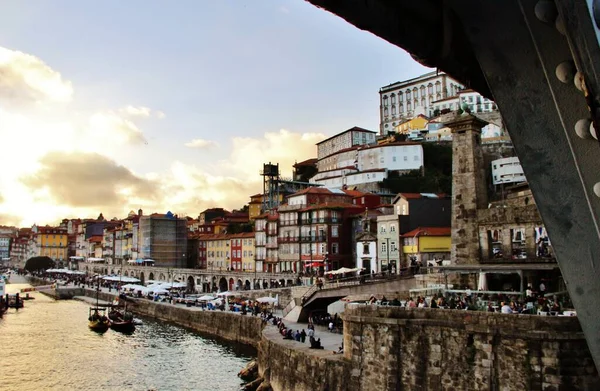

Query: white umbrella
(217, 291), (237, 297)
(198, 295), (215, 301)
(477, 272), (488, 291)
(256, 297), (278, 304)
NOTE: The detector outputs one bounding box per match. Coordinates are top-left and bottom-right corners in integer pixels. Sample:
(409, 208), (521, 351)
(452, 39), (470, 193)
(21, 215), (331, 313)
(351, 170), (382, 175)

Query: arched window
(420, 85), (426, 98)
(428, 83), (433, 95)
(383, 95), (388, 106)
(384, 107), (389, 117)
(390, 93), (396, 105)
(406, 89), (411, 100)
(398, 91), (403, 102)
(391, 106), (396, 115)
(413, 87), (418, 98)
(399, 102), (404, 112)
(407, 100), (411, 111)
(421, 97), (426, 107)
(435, 81), (441, 93)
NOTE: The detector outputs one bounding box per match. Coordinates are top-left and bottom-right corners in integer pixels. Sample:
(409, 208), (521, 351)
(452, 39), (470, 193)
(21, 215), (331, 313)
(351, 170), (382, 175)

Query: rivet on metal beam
(593, 182), (600, 198)
(575, 72), (585, 92)
(556, 61), (575, 84)
(575, 119), (592, 139)
(556, 14), (567, 36)
(590, 122), (599, 140)
(534, 0), (558, 24)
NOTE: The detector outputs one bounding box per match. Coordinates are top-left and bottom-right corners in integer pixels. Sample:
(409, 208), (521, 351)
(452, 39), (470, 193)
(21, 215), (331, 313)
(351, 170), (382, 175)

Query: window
(390, 241), (397, 252)
(391, 94), (396, 105)
(398, 92), (403, 102)
(391, 106), (396, 116)
(406, 90), (411, 100)
(381, 242), (387, 252)
(390, 224), (396, 233)
(380, 225), (386, 233)
(380, 156), (384, 163)
(332, 243), (339, 254)
(414, 155), (419, 161)
(384, 107), (389, 117)
(363, 243), (370, 254)
(331, 226), (339, 237)
(428, 83), (433, 94)
(404, 156), (408, 161)
(393, 156), (396, 162)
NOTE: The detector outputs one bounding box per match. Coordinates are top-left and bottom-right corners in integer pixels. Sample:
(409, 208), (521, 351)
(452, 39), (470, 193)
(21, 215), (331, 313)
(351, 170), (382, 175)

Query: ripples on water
(0, 280), (256, 391)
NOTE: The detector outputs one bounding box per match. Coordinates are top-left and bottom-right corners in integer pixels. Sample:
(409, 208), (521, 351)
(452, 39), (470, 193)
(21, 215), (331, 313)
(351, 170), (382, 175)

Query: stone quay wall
(83, 289), (264, 347)
(343, 305), (600, 391)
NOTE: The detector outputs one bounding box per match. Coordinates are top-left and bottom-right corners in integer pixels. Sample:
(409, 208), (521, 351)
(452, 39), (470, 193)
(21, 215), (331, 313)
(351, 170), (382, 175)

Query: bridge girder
(307, 0), (600, 371)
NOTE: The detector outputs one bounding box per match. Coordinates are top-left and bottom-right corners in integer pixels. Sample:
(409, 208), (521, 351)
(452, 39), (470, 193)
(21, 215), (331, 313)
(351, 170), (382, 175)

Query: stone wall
(342, 305), (600, 391)
(258, 328), (354, 391)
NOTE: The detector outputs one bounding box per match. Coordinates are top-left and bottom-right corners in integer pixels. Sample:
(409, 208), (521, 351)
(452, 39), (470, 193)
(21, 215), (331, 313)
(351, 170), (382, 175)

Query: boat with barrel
(108, 300), (135, 333)
(88, 277), (109, 332)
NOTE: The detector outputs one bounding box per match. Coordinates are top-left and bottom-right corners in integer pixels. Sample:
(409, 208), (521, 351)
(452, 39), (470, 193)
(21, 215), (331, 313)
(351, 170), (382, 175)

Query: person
(539, 281), (546, 294)
(307, 327), (315, 338)
(333, 342), (344, 354)
(300, 329), (307, 343)
(309, 336), (324, 349)
(328, 321), (334, 332)
(500, 301), (513, 314)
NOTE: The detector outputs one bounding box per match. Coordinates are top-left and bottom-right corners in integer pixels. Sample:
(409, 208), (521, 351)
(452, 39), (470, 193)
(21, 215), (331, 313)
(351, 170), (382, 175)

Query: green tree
(25, 256), (55, 273)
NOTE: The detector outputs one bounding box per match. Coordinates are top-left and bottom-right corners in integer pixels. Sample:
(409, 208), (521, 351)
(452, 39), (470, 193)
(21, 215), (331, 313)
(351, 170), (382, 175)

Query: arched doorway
(124, 271), (129, 277)
(219, 277), (228, 292)
(140, 272), (145, 285)
(187, 276), (195, 293)
(110, 269), (114, 275)
(212, 276), (217, 292)
(228, 278), (235, 291)
(104, 268), (108, 275)
(245, 280), (251, 290)
(149, 272), (154, 281)
(237, 279), (242, 291)
(159, 273), (166, 281)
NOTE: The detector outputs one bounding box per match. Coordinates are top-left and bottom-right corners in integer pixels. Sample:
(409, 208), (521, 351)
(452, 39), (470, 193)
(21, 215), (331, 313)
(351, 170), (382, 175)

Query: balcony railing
(299, 235), (327, 242)
(267, 230), (278, 236)
(265, 257), (278, 263)
(278, 236), (299, 243)
(279, 220), (298, 226)
(266, 242), (278, 249)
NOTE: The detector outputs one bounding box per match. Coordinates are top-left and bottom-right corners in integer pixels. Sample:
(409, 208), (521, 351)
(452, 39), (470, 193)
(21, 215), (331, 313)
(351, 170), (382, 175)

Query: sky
(0, 0), (429, 227)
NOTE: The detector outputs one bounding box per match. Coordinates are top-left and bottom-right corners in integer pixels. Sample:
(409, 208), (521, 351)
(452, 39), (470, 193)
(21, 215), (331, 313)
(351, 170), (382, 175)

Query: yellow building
(395, 114), (429, 134)
(36, 226), (68, 262)
(249, 194), (264, 220)
(205, 234), (229, 271)
(402, 227), (451, 264)
(237, 232), (255, 272)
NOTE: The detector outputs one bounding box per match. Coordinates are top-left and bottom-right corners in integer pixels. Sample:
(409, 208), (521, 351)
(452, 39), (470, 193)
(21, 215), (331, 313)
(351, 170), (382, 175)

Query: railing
(279, 221), (298, 226)
(299, 235), (327, 242)
(278, 236), (299, 243)
(282, 298), (297, 318)
(267, 230), (278, 236)
(266, 242), (278, 248)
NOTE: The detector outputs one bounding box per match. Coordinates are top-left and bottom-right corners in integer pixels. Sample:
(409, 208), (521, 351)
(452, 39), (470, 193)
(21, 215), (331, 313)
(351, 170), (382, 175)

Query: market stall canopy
(325, 267), (363, 275)
(69, 256), (85, 260)
(102, 276), (140, 283)
(217, 291), (238, 297)
(198, 295), (215, 301)
(256, 296), (278, 304)
(88, 258), (105, 263)
(46, 268), (86, 275)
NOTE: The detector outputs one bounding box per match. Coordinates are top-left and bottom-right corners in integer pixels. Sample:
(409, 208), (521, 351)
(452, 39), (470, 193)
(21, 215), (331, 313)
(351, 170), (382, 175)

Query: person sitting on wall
(283, 329), (294, 340)
(309, 336), (324, 349)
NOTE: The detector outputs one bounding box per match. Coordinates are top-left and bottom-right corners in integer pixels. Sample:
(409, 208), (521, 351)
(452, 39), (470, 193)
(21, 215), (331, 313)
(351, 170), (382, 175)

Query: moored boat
(88, 306), (110, 332)
(108, 307), (135, 333)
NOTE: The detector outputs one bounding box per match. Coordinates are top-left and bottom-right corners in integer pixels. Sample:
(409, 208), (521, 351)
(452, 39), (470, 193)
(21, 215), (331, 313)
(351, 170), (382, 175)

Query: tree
(25, 256), (55, 273)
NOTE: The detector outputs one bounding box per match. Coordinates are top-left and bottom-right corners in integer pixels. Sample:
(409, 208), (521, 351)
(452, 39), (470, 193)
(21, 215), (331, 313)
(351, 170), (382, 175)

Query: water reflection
(0, 283), (255, 391)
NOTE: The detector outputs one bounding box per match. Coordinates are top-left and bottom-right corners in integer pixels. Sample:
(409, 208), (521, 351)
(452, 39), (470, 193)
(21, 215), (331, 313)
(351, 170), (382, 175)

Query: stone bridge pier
(78, 263), (302, 293)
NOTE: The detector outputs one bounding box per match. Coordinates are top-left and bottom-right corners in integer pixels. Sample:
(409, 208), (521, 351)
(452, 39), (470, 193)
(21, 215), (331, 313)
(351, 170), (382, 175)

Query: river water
(0, 278), (256, 391)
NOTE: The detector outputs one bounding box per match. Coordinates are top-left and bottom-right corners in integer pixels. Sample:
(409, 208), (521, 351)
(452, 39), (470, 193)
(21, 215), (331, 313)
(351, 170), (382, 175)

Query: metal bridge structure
(307, 0), (600, 371)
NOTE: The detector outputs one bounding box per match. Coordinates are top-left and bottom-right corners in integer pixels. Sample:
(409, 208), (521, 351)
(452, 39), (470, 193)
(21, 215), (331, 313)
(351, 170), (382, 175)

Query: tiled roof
(293, 158), (318, 167)
(301, 202), (363, 211)
(402, 227), (451, 237)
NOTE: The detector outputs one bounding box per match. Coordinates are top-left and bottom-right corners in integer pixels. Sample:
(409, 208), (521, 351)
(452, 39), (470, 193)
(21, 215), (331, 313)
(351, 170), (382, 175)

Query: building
(0, 235), (11, 260)
(379, 71), (464, 134)
(376, 214), (401, 272)
(491, 156), (526, 185)
(317, 127), (376, 161)
(204, 233), (229, 272)
(392, 193), (451, 234)
(293, 158), (318, 182)
(248, 194), (264, 221)
(379, 71), (498, 135)
(34, 226), (68, 263)
(139, 212), (188, 268)
(230, 232), (255, 272)
(354, 211), (379, 273)
(401, 226), (451, 265)
(311, 126), (424, 191)
(254, 215), (267, 273)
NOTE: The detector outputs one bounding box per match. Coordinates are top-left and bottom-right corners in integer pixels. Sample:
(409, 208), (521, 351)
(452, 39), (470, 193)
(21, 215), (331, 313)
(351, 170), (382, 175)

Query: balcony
(278, 236), (299, 243)
(267, 230), (278, 236)
(265, 257), (278, 263)
(299, 235), (327, 242)
(266, 242), (279, 249)
(279, 220), (298, 227)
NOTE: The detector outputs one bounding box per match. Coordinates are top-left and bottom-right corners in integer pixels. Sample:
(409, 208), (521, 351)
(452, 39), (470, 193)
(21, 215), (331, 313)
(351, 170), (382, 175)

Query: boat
(108, 306), (135, 333)
(88, 277), (109, 332)
(88, 306), (110, 332)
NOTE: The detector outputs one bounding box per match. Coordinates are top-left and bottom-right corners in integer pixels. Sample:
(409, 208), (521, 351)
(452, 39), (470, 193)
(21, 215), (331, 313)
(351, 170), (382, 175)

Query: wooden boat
(88, 306), (110, 332)
(108, 307), (135, 333)
(88, 278), (109, 332)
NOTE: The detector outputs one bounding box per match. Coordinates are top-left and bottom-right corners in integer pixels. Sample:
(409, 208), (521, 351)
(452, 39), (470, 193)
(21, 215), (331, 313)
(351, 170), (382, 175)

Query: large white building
(311, 142), (424, 189)
(379, 71), (497, 135)
(491, 157), (526, 185)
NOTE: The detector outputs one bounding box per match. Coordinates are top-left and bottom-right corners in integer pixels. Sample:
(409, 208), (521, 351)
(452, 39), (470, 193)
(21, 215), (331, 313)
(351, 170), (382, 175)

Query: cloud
(21, 152), (158, 208)
(224, 129), (323, 178)
(119, 105), (151, 117)
(279, 6), (290, 14)
(0, 46), (73, 105)
(185, 138), (218, 149)
(156, 111), (166, 119)
(89, 111), (147, 145)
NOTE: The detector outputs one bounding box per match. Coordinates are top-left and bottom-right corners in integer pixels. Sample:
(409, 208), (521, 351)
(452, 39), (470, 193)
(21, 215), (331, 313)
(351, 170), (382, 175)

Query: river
(0, 277), (256, 391)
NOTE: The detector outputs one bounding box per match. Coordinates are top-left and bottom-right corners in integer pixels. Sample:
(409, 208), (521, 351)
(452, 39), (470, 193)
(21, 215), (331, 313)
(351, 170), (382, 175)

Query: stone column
(447, 114), (489, 264)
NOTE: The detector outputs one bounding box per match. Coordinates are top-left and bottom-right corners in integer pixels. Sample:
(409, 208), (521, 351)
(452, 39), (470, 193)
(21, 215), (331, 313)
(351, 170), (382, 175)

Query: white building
(380, 72), (499, 135)
(491, 157), (526, 185)
(317, 127), (376, 160)
(0, 236), (11, 259)
(311, 142), (424, 189)
(379, 71), (464, 134)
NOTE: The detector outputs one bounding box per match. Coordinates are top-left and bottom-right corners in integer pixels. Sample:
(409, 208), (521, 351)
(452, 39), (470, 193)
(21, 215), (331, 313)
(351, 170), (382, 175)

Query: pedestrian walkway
(262, 320), (343, 357)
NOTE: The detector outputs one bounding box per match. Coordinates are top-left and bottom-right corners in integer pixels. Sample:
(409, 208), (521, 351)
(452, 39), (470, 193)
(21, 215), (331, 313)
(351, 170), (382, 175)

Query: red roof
(293, 158), (318, 167)
(402, 227), (451, 237)
(289, 187), (333, 196)
(301, 202), (363, 211)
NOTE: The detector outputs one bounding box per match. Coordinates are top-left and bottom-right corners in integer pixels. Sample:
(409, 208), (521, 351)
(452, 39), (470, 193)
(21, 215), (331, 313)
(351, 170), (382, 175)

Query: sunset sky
(0, 1), (428, 227)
